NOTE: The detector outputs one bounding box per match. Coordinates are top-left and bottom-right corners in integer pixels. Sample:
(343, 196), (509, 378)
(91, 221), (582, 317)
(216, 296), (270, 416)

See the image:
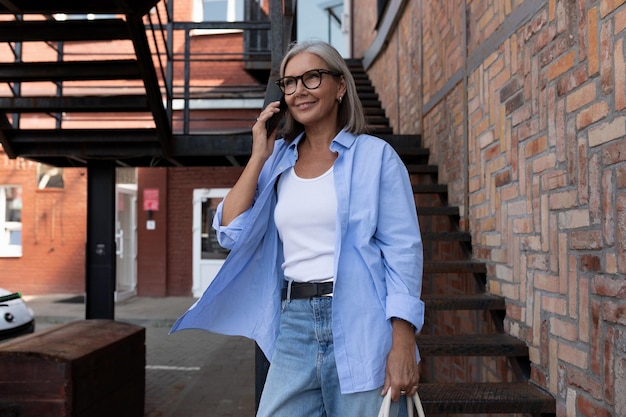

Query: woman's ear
(338, 76), (347, 101)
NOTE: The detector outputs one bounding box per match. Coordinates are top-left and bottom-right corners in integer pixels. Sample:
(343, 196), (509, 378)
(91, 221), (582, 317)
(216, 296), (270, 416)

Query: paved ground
(20, 294), (257, 417)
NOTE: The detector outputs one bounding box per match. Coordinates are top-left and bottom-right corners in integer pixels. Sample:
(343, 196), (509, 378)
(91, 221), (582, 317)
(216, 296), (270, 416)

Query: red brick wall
(165, 166), (243, 296)
(351, 0), (378, 58)
(137, 168), (168, 297)
(0, 159), (244, 297)
(353, 0), (626, 414)
(0, 158), (87, 294)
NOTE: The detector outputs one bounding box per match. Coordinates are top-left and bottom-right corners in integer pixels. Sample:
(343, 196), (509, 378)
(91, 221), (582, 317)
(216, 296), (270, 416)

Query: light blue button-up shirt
(171, 129), (424, 394)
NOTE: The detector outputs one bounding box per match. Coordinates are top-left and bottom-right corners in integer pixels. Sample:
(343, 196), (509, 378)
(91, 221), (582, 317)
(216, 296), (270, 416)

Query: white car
(0, 289), (35, 341)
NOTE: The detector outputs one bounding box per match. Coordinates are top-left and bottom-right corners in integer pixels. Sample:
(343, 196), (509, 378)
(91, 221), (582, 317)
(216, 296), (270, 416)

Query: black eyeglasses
(276, 69), (342, 95)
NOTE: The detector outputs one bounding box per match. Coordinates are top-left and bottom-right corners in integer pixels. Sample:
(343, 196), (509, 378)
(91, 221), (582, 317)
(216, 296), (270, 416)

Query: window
(37, 164), (64, 189)
(0, 186), (22, 257)
(193, 0), (243, 23)
(201, 196), (229, 259)
(203, 0), (228, 20)
(54, 13), (117, 21)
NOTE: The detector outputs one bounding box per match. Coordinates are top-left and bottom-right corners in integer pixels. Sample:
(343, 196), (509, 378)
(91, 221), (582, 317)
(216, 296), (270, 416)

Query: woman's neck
(302, 125), (339, 150)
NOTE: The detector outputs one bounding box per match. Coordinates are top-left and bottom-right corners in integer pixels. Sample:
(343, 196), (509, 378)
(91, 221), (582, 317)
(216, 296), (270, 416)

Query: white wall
(296, 0), (349, 57)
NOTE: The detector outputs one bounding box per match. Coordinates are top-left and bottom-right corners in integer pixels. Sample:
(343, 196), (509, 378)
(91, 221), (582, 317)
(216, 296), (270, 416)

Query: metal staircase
(0, 0), (175, 166)
(347, 58), (557, 416)
(0, 0), (275, 168)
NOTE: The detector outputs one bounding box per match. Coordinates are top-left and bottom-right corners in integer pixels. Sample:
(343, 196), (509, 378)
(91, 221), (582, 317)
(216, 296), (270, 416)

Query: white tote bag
(377, 390), (425, 417)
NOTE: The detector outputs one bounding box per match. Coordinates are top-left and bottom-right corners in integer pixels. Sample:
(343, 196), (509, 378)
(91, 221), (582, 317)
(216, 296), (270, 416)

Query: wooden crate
(0, 320), (145, 417)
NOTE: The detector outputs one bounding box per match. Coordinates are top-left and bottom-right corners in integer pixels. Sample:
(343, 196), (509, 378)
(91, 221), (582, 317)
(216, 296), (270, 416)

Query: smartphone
(265, 96), (287, 135)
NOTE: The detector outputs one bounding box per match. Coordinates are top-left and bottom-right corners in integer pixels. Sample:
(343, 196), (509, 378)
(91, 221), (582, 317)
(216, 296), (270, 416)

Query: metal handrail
(0, 0), (293, 136)
(168, 21), (272, 133)
(146, 7), (170, 99)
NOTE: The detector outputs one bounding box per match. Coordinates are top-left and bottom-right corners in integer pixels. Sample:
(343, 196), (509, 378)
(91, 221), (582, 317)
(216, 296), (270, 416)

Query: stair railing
(5, 13), (21, 136)
(149, 0), (274, 135)
(144, 0), (173, 124)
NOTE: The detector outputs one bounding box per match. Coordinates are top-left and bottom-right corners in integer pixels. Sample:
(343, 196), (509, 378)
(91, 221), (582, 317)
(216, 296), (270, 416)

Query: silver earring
(338, 95), (343, 104)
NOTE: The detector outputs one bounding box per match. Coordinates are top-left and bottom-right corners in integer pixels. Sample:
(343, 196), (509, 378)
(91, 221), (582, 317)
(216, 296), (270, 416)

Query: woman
(171, 40), (424, 417)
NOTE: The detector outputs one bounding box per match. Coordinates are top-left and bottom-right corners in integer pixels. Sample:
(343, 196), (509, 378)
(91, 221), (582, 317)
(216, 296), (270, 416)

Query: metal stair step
(369, 127), (394, 134)
(421, 231), (471, 242)
(0, 96), (150, 113)
(398, 147), (429, 156)
(0, 0), (159, 15)
(0, 19), (130, 42)
(4, 129), (159, 144)
(364, 107), (385, 116)
(360, 98), (383, 107)
(406, 164), (438, 175)
(357, 91), (379, 100)
(0, 60), (142, 83)
(424, 260), (487, 274)
(353, 77), (372, 84)
(378, 134), (422, 148)
(416, 206), (460, 216)
(350, 71), (368, 78)
(356, 85), (376, 94)
(416, 334), (528, 357)
(412, 184), (448, 194)
(422, 294), (505, 310)
(418, 382), (556, 414)
(365, 116), (389, 125)
(345, 58), (365, 67)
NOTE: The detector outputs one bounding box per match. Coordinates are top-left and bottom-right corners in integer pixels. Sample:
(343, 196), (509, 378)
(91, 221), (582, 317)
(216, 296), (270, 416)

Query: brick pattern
(466, 0), (526, 54)
(422, 84), (467, 222)
(354, 0), (626, 414)
(369, 1), (423, 135)
(467, 5), (626, 414)
(0, 159), (87, 294)
(351, 0), (379, 58)
(137, 168), (169, 297)
(421, 1), (464, 104)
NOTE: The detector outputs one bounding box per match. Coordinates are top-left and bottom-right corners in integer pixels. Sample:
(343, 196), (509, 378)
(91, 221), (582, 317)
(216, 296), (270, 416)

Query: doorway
(116, 184), (137, 301)
(192, 188), (230, 297)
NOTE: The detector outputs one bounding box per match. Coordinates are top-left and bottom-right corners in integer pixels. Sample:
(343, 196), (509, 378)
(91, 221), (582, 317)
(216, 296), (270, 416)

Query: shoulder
(337, 131), (392, 153)
(352, 133), (402, 162)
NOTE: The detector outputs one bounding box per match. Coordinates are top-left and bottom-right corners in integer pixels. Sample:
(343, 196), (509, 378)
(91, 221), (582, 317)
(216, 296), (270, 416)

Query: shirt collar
(331, 128), (357, 152)
(287, 128), (357, 153)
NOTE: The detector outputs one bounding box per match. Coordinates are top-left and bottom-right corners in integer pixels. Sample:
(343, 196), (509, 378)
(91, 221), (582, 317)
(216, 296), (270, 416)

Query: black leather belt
(281, 281), (334, 300)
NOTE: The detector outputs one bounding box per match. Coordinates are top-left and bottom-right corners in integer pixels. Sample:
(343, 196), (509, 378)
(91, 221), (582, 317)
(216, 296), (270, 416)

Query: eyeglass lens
(279, 70), (325, 95)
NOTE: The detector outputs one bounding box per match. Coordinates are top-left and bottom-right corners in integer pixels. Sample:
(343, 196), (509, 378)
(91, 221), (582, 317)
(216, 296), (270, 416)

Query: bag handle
(407, 391), (425, 417)
(377, 390), (425, 417)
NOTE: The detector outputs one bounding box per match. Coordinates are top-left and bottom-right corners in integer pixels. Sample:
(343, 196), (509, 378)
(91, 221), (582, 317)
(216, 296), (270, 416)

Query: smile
(295, 100), (317, 110)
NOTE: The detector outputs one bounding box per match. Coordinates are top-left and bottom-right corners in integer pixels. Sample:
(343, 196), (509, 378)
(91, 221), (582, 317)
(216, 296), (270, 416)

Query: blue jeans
(256, 297), (408, 417)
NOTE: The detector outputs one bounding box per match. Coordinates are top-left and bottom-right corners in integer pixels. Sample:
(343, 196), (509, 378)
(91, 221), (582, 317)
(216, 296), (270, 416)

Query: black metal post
(254, 346), (270, 410)
(85, 160), (116, 320)
(255, 0), (296, 409)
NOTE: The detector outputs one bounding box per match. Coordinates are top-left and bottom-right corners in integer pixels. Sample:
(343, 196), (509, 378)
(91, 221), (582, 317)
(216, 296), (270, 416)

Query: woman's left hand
(382, 318), (420, 402)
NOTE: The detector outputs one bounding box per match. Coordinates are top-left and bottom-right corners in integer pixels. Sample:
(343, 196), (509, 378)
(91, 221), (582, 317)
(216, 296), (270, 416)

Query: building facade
(0, 0), (262, 298)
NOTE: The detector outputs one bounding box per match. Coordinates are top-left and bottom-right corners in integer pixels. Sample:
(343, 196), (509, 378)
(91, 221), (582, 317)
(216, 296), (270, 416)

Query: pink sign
(143, 188), (159, 211)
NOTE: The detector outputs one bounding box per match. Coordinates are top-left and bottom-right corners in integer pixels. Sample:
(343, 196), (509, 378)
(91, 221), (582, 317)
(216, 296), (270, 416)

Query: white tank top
(274, 166), (336, 282)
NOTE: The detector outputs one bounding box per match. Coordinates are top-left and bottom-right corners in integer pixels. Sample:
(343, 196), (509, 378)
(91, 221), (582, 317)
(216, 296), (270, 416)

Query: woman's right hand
(221, 100), (286, 226)
(251, 100), (284, 162)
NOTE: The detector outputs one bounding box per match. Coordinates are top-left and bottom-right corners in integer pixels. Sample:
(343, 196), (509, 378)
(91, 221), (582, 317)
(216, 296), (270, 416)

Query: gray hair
(279, 40), (368, 141)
